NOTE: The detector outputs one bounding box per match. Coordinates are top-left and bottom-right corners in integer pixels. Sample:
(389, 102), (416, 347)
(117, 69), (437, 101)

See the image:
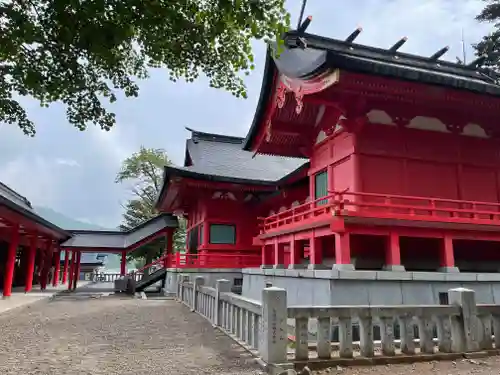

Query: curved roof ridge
(185, 127), (244, 144)
(0, 181), (33, 209)
(62, 213), (178, 249)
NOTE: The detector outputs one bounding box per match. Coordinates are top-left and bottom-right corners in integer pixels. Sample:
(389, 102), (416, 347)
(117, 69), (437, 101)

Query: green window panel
(314, 170), (328, 206)
(209, 224), (236, 244)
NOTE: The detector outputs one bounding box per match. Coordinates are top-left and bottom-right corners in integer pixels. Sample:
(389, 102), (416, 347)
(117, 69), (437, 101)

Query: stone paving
(0, 286), (261, 375)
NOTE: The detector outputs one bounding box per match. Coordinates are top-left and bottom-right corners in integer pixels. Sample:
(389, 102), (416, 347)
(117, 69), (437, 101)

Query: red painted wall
(309, 132), (357, 197)
(356, 124), (500, 205)
(187, 196), (260, 254)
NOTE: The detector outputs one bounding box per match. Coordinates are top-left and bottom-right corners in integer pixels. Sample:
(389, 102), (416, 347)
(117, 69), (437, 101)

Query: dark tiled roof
(0, 182), (70, 238)
(280, 31), (499, 93)
(61, 214), (178, 249)
(178, 128), (307, 182)
(243, 30), (500, 150)
(60, 252), (106, 265)
(0, 182), (32, 210)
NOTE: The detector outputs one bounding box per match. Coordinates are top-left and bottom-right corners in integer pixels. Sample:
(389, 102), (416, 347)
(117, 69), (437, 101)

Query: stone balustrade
(176, 275), (500, 371)
(177, 275), (262, 354)
(288, 305), (461, 360)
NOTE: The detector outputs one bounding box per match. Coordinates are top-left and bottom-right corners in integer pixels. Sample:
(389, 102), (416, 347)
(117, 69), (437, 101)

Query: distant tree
(116, 146), (186, 271)
(0, 0), (289, 136)
(475, 1), (500, 74)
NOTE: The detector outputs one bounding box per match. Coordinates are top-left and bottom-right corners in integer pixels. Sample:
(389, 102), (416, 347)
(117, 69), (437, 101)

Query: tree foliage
(0, 0), (289, 135)
(475, 1), (500, 71)
(116, 146), (186, 268)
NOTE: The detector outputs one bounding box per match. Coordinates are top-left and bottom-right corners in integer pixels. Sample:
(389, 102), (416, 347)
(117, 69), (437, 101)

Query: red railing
(127, 252), (261, 273)
(170, 253), (261, 269)
(128, 254), (167, 276)
(260, 191), (500, 232)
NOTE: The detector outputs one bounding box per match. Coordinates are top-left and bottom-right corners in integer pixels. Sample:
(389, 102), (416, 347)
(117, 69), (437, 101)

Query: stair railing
(129, 254), (168, 279)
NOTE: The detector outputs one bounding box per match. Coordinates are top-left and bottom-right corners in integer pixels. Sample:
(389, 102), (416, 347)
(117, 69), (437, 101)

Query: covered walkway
(0, 283), (260, 375)
(0, 178), (178, 297)
(61, 213), (178, 290)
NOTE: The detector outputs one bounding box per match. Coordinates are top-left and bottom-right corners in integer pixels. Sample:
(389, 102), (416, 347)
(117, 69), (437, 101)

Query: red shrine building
(157, 26), (500, 275)
(0, 180), (178, 299)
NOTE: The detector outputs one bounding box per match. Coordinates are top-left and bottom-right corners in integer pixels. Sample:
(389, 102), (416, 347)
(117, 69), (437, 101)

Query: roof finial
(297, 0), (308, 29)
(429, 46), (449, 61)
(345, 27), (362, 44)
(389, 37), (408, 53)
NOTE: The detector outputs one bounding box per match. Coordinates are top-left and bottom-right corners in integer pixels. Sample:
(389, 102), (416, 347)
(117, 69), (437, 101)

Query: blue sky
(0, 0), (493, 228)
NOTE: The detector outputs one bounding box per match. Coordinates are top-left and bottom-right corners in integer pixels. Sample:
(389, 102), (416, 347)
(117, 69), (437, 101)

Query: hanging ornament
(276, 82), (287, 109)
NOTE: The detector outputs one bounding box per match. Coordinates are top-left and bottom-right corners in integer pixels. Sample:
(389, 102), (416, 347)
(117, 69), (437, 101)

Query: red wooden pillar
(72, 251), (82, 290)
(164, 229), (174, 268)
(261, 244), (273, 268)
(384, 232), (405, 271)
(439, 236), (459, 273)
(52, 249), (61, 287)
(67, 251), (75, 291)
(40, 240), (53, 291)
(24, 235), (38, 293)
(288, 238), (303, 269)
(334, 233), (354, 270)
(273, 240), (285, 268)
(3, 225), (20, 298)
(202, 223), (209, 245)
(62, 250), (69, 284)
(308, 236), (324, 269)
(163, 232), (169, 269)
(120, 251), (127, 276)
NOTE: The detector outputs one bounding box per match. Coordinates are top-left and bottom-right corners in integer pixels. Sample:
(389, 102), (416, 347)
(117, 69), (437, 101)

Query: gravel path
(3, 290), (500, 375)
(0, 293), (261, 375)
(322, 357), (500, 375)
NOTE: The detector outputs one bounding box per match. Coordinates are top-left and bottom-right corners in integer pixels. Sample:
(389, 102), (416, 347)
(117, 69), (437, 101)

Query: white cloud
(0, 0), (494, 229)
(55, 158), (80, 167)
(87, 125), (133, 167)
(307, 0), (490, 60)
(0, 156), (58, 207)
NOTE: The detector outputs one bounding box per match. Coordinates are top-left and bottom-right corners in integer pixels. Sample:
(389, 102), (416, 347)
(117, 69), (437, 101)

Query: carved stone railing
(288, 305), (461, 360)
(177, 275), (262, 353)
(176, 277), (495, 371)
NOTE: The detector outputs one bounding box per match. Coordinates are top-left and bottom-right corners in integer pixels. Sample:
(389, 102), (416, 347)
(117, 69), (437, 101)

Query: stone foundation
(164, 268), (243, 295)
(242, 268), (500, 305)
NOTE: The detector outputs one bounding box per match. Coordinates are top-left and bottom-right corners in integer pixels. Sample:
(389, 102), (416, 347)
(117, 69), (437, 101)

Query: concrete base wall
(164, 268), (243, 295)
(242, 268), (500, 305)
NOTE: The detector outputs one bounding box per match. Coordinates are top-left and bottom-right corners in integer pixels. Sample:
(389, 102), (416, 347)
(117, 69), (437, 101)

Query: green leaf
(116, 147), (187, 264)
(0, 0), (290, 134)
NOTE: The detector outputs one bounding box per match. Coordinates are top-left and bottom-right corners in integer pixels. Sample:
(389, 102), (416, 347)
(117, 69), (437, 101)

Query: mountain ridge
(33, 206), (121, 270)
(34, 206), (115, 230)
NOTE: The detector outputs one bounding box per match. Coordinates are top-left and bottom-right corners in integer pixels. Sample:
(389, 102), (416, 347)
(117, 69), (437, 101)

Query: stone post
(180, 275), (189, 303)
(214, 279), (231, 328)
(448, 287), (479, 352)
(260, 286), (288, 365)
(192, 276), (205, 312)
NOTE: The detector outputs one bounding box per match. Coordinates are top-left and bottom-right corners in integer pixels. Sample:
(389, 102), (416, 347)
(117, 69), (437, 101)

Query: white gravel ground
(2, 290), (499, 375)
(0, 293), (261, 375)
